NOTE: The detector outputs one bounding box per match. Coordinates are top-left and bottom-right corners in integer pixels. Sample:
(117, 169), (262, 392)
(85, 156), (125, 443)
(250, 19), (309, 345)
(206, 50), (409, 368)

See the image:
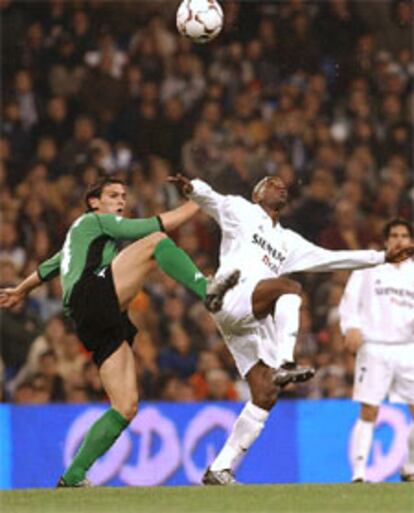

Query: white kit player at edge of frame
(177, 0), (224, 44)
(169, 173), (414, 486)
(339, 218), (414, 483)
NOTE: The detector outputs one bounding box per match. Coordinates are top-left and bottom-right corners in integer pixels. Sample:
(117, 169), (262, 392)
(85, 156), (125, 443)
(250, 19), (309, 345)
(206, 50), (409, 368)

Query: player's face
(259, 177), (288, 210)
(94, 183), (127, 215)
(385, 225), (412, 251)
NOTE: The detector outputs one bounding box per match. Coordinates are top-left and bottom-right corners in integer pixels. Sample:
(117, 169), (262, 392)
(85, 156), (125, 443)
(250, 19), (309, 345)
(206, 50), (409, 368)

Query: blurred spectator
(314, 0), (365, 65)
(158, 323), (197, 379)
(84, 30), (128, 79)
(158, 97), (192, 167)
(82, 360), (106, 402)
(290, 168), (335, 241)
(35, 136), (61, 177)
(133, 330), (160, 400)
(57, 331), (88, 385)
(318, 198), (371, 249)
(80, 54), (125, 130)
(205, 369), (238, 401)
(13, 380), (36, 404)
(182, 121), (226, 183)
(0, 298), (41, 379)
(37, 277), (63, 322)
(0, 259), (19, 288)
(48, 32), (85, 98)
(188, 350), (223, 400)
(23, 373), (52, 404)
(161, 52), (205, 110)
(36, 96), (72, 150)
(7, 313), (67, 394)
(59, 114), (96, 172)
(37, 349), (66, 402)
(157, 373), (196, 402)
(70, 9), (95, 61)
(0, 221), (26, 272)
(279, 12), (321, 75)
(13, 69), (39, 130)
(2, 100), (34, 177)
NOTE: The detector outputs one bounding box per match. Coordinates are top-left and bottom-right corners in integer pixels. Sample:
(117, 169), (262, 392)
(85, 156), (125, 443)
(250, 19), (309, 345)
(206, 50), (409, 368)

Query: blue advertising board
(0, 400), (410, 489)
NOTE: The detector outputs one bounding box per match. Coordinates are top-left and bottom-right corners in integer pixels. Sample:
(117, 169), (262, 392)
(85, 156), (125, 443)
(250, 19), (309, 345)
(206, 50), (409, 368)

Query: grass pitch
(1, 483), (413, 513)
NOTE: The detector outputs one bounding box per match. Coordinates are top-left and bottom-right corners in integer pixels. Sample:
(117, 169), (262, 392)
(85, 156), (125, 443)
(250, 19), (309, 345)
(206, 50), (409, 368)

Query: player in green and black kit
(0, 177), (239, 487)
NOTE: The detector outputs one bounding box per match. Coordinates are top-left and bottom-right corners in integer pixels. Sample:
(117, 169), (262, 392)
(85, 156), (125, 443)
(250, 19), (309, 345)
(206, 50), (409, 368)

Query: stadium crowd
(1, 0), (412, 404)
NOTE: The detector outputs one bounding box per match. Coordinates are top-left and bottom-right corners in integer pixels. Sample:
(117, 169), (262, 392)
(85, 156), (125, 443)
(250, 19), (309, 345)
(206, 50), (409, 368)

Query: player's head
(252, 176), (288, 210)
(383, 218), (413, 251)
(84, 177), (126, 215)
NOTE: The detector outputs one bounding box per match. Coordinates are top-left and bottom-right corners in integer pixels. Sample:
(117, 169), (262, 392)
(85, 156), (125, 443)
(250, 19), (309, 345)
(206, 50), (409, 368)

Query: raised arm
(158, 200), (200, 232)
(97, 214), (161, 240)
(281, 230), (414, 275)
(97, 199), (199, 240)
(168, 174), (227, 223)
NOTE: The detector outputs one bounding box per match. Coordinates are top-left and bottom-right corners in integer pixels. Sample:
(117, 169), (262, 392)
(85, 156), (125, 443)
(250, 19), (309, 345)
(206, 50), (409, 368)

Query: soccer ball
(176, 0), (224, 44)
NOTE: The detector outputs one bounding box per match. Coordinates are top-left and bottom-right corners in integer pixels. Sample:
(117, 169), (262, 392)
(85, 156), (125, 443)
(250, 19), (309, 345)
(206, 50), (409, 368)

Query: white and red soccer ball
(176, 0), (224, 44)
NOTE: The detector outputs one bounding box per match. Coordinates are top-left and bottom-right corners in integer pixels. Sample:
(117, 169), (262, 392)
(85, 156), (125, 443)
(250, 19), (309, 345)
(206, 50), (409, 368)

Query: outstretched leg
(111, 232), (238, 312)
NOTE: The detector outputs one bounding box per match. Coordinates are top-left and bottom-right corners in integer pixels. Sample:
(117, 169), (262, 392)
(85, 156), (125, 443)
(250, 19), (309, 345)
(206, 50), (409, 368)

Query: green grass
(1, 484), (413, 513)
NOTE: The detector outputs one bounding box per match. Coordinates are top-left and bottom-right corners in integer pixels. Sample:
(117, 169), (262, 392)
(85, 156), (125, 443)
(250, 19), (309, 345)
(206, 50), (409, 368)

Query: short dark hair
(84, 177), (125, 211)
(383, 218), (413, 240)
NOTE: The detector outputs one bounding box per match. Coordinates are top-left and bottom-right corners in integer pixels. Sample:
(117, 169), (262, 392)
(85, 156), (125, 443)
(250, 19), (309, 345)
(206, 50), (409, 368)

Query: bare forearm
(159, 201), (200, 231)
(16, 271), (42, 296)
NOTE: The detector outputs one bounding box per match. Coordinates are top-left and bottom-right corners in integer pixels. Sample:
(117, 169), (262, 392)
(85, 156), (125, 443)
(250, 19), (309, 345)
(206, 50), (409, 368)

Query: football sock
(351, 418), (374, 480)
(274, 294), (301, 364)
(154, 238), (207, 299)
(210, 401), (269, 471)
(62, 408), (129, 485)
(402, 421), (414, 474)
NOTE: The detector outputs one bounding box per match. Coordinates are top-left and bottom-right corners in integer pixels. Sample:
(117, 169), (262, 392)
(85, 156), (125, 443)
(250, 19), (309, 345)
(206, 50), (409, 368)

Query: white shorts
(353, 342), (414, 405)
(213, 277), (283, 378)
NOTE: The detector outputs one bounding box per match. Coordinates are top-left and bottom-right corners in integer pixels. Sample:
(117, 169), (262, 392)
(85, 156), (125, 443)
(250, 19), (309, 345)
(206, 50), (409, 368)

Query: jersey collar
(253, 202), (280, 228)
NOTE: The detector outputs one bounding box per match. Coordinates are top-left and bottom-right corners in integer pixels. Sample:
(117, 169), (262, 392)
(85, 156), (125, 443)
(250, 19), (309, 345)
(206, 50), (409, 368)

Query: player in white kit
(170, 174), (414, 485)
(339, 218), (414, 483)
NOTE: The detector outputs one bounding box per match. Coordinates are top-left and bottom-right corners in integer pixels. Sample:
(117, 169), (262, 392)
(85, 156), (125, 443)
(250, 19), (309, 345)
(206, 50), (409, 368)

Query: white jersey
(189, 179), (385, 280)
(189, 179), (387, 378)
(339, 260), (414, 345)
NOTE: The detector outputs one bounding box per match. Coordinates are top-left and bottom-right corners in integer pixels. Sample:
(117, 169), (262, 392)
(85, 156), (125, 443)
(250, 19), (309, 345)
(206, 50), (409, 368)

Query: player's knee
(148, 231), (168, 247)
(117, 399), (138, 421)
(141, 231), (168, 258)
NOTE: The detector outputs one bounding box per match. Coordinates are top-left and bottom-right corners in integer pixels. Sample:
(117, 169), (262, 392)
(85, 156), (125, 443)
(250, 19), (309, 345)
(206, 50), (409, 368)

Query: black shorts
(69, 265), (137, 368)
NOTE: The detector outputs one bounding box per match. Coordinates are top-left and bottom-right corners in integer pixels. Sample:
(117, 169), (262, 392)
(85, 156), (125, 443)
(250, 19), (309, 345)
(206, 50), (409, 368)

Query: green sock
(154, 238), (207, 299)
(62, 408), (129, 485)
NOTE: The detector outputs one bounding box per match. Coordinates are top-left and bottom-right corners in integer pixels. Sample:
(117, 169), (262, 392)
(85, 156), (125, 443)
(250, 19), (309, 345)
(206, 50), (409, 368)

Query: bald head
(252, 176), (288, 212)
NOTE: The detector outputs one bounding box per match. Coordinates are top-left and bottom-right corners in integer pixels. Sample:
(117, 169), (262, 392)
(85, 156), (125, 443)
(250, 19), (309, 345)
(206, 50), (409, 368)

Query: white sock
(351, 419), (374, 480)
(210, 401), (269, 471)
(274, 294), (301, 364)
(402, 421), (414, 475)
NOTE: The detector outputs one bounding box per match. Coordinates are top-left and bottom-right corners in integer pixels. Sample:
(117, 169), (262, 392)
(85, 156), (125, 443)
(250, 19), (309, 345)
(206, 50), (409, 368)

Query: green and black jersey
(37, 213), (162, 311)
